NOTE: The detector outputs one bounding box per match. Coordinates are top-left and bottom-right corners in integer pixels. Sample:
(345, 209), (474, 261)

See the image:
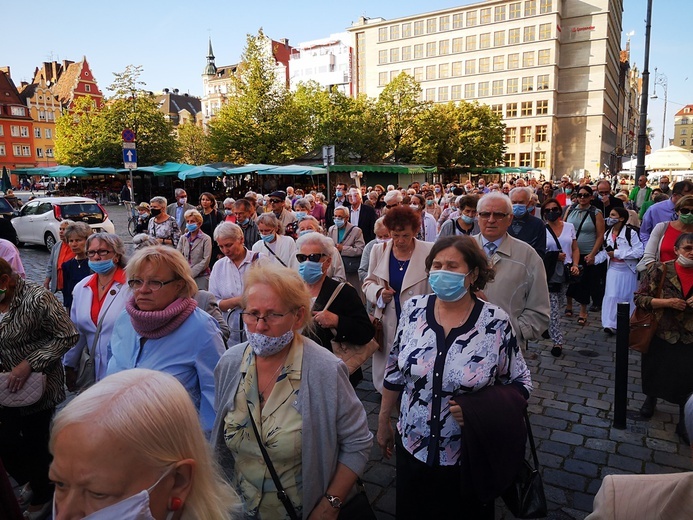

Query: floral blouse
(147, 215), (181, 247)
(384, 294), (532, 466)
(224, 340), (303, 518)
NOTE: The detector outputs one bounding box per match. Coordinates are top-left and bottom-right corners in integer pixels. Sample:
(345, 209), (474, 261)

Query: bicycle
(123, 201), (138, 236)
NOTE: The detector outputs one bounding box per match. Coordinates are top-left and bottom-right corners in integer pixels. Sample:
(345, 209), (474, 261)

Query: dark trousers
(567, 255), (607, 307)
(395, 438), (494, 520)
(0, 407), (54, 505)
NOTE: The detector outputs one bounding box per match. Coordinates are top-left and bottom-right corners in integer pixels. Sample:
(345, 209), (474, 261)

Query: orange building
(19, 75), (61, 168)
(0, 67), (36, 184)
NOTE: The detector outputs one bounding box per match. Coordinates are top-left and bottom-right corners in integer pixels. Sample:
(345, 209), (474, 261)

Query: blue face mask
(298, 229), (313, 237)
(333, 218), (345, 228)
(429, 270), (469, 302)
(512, 204), (528, 218)
(186, 223), (198, 232)
(335, 190), (344, 198)
(239, 218), (250, 226)
(224, 209), (233, 216)
(261, 233), (275, 243)
(461, 214), (475, 225)
(88, 259), (115, 275)
(298, 260), (324, 284)
(605, 217), (620, 226)
(295, 211), (307, 221)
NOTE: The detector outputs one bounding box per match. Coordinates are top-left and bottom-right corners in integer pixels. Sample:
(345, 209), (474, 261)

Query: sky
(1, 0), (690, 151)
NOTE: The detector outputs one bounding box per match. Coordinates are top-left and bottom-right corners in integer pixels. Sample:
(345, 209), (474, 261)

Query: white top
(545, 222), (577, 265)
(350, 204), (361, 227)
(251, 234), (298, 269)
(420, 212), (438, 243)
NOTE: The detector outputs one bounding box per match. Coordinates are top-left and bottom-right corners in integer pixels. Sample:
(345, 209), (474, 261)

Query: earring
(170, 497), (183, 511)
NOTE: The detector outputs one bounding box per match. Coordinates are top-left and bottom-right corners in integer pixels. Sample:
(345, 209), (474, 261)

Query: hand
(687, 297), (693, 308)
(376, 419), (395, 459)
(7, 360), (31, 393)
(557, 252), (566, 262)
(449, 400), (464, 427)
(65, 366), (78, 392)
(380, 287), (396, 304)
(313, 310), (339, 329)
(584, 254), (595, 265)
(335, 244), (343, 252)
(570, 266), (580, 275)
(607, 251), (615, 259)
(307, 498), (340, 520)
(669, 298), (687, 311)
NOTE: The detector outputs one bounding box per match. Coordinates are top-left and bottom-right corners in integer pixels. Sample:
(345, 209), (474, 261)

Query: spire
(207, 38), (215, 60)
(204, 38), (217, 76)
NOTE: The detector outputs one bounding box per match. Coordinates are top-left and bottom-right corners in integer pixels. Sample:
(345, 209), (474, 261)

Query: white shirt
(350, 204), (361, 227)
(251, 234), (298, 269)
(545, 222), (577, 265)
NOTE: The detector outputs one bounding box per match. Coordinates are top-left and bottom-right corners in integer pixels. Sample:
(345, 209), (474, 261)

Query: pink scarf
(126, 297), (197, 339)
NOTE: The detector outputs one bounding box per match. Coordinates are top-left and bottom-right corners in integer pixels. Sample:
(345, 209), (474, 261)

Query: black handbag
(501, 412), (548, 519)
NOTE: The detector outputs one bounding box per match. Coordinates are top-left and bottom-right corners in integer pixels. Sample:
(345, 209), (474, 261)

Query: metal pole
(661, 80), (668, 148)
(634, 0), (653, 183)
(614, 302), (631, 430)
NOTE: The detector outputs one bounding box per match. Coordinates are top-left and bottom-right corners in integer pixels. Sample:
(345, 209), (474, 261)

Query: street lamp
(651, 67), (668, 149)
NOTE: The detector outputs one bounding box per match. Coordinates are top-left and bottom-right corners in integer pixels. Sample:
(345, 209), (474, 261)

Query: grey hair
(333, 205), (350, 218)
(244, 191), (257, 200)
(174, 188), (186, 197)
(256, 212), (280, 231)
(223, 197), (235, 207)
(86, 233), (127, 267)
(294, 198), (311, 211)
(477, 192), (512, 214)
(132, 233), (159, 250)
(509, 187), (533, 201)
(384, 190), (402, 205)
(299, 216), (321, 232)
(213, 222), (243, 242)
(150, 196), (167, 207)
(64, 221), (92, 241)
(296, 232), (335, 257)
(686, 394), (693, 446)
(184, 209), (203, 224)
(374, 216), (387, 234)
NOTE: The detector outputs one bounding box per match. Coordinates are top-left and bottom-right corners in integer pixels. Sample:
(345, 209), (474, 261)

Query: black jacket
(508, 213), (547, 259)
(591, 194), (624, 215)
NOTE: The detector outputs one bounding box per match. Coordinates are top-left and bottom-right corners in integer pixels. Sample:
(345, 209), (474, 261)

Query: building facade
(33, 58), (104, 111)
(348, 0), (625, 179)
(0, 67), (36, 180)
(156, 89), (203, 127)
(673, 105), (693, 153)
(289, 33), (353, 95)
(18, 75), (61, 168)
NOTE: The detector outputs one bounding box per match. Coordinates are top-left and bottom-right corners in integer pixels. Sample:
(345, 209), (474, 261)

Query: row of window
(377, 0), (553, 42)
(420, 77), (550, 101)
(377, 25), (553, 65)
(504, 151), (547, 168)
(494, 101), (549, 118)
(0, 145), (52, 157)
(505, 124), (549, 144)
(0, 125), (53, 138)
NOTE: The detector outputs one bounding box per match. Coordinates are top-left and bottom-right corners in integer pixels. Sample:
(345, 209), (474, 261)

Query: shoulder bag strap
(320, 282), (346, 313)
(573, 211), (591, 240)
(545, 224), (562, 252)
(263, 241), (287, 267)
(524, 410), (541, 470)
(339, 225), (354, 244)
(247, 410), (299, 520)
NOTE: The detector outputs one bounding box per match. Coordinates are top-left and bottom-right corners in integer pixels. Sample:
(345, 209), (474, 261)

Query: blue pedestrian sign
(122, 142), (137, 169)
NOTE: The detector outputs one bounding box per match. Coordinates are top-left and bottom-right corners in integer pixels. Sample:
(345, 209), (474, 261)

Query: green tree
(177, 121), (211, 165)
(55, 95), (111, 167)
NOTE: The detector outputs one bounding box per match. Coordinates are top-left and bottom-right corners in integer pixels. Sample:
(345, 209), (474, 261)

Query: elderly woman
(638, 195), (693, 273)
(359, 217), (391, 283)
(210, 222), (266, 346)
(423, 190), (442, 221)
(50, 369), (238, 519)
(177, 209), (212, 290)
(212, 263), (373, 519)
(223, 197), (236, 222)
(60, 221), (92, 310)
(410, 193), (437, 242)
(297, 232), (375, 387)
(64, 233), (130, 392)
(363, 206), (434, 393)
(377, 236), (532, 519)
(199, 192), (225, 266)
(148, 196), (181, 248)
(298, 216), (346, 283)
(305, 193), (325, 226)
(328, 205), (365, 301)
(107, 246), (226, 435)
(293, 198), (312, 223)
(0, 258), (79, 518)
(44, 220), (74, 293)
(382, 189), (402, 216)
(135, 202), (152, 234)
(251, 212), (298, 269)
(438, 195), (480, 237)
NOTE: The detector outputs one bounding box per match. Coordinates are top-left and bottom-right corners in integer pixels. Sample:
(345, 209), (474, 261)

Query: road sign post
(122, 129), (137, 202)
(322, 145), (335, 196)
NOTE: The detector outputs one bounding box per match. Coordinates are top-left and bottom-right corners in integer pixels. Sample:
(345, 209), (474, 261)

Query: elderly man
(658, 175), (672, 196)
(640, 180), (693, 246)
(166, 188), (194, 228)
(325, 182), (348, 228)
(628, 175), (652, 213)
(346, 187), (377, 243)
(473, 192), (550, 350)
(268, 190), (297, 235)
(233, 198), (261, 249)
(508, 187), (546, 259)
(591, 179), (623, 217)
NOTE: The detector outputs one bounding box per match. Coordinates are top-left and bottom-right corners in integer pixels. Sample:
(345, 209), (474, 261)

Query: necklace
(75, 257), (87, 269)
(258, 350), (290, 405)
(435, 300), (473, 329)
(396, 259), (409, 271)
(98, 274), (115, 291)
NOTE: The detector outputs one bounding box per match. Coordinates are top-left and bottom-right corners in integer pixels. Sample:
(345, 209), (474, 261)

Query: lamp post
(651, 67), (668, 149)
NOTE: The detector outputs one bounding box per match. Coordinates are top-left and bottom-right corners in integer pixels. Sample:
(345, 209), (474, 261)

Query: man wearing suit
(166, 188), (195, 229)
(346, 187), (377, 244)
(325, 182), (348, 229)
(508, 187), (547, 260)
(586, 394), (693, 519)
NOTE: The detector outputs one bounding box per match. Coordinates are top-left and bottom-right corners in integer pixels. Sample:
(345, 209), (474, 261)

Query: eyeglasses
(86, 249), (113, 258)
(296, 253), (326, 263)
(477, 211), (510, 220)
(270, 199), (283, 204)
(577, 193), (591, 198)
(386, 203), (399, 208)
(545, 208), (562, 213)
(679, 208), (693, 215)
(241, 311), (294, 325)
(127, 279), (178, 291)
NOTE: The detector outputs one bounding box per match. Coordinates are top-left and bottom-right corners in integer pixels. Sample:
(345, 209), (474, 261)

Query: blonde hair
(242, 263), (313, 331)
(126, 245), (197, 298)
(50, 369), (238, 520)
(184, 209), (203, 225)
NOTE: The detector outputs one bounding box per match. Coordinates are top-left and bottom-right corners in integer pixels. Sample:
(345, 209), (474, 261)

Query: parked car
(12, 197), (115, 250)
(0, 197), (18, 245)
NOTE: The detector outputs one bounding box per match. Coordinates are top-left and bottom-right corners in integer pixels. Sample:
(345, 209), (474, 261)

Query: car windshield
(0, 198), (13, 213)
(60, 203), (104, 222)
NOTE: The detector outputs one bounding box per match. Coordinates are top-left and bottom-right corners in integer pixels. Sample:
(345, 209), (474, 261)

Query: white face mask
(677, 254), (693, 268)
(375, 238), (392, 244)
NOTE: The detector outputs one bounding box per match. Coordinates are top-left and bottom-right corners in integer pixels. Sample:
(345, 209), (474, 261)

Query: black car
(0, 197), (18, 245)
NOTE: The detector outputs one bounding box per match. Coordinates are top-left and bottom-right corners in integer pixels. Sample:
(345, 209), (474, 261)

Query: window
(425, 88), (435, 101)
(521, 102), (533, 116)
(452, 37), (463, 53)
(494, 31), (505, 47)
(46, 148), (54, 158)
(452, 61), (463, 76)
(34, 127), (41, 138)
(505, 153), (517, 167)
(522, 76), (534, 91)
(426, 42), (436, 57)
(390, 48), (400, 62)
(401, 68), (411, 77)
(414, 67), (424, 81)
(452, 85), (462, 100)
(39, 110), (46, 121)
(465, 83), (475, 99)
(378, 28), (388, 42)
(439, 40), (449, 55)
(536, 125), (548, 142)
(506, 128), (517, 143)
(464, 60), (475, 75)
(538, 49), (551, 65)
(45, 128), (52, 139)
(536, 99), (548, 115)
(539, 23), (552, 40)
(506, 103), (518, 118)
(378, 50), (388, 64)
(509, 2), (522, 19)
(520, 126), (532, 143)
(525, 0), (537, 16)
(453, 13), (463, 29)
(682, 128), (688, 135)
(480, 33), (491, 49)
(508, 28), (520, 45)
(402, 46), (412, 61)
(426, 65), (436, 80)
(402, 23), (412, 37)
(480, 8), (491, 24)
(493, 56), (504, 71)
(20, 126), (29, 137)
(466, 11), (477, 27)
(46, 111), (55, 121)
(491, 104), (503, 117)
(466, 35), (476, 51)
(439, 86), (449, 101)
(508, 54), (520, 69)
(682, 139), (688, 146)
(390, 25), (400, 40)
(537, 74), (549, 90)
(524, 26), (536, 42)
(10, 125), (19, 137)
(535, 151), (546, 168)
(10, 106), (26, 116)
(492, 80), (503, 95)
(495, 5), (506, 22)
(36, 147), (43, 158)
(13, 145), (21, 156)
(85, 84), (91, 92)
(440, 15), (450, 31)
(427, 18), (437, 33)
(439, 63), (450, 78)
(0, 125), (3, 136)
(414, 21), (424, 35)
(540, 0), (552, 13)
(523, 52), (535, 68)
(0, 145), (4, 156)
(507, 78), (519, 93)
(479, 57), (490, 73)
(414, 44), (424, 59)
(519, 152), (531, 167)
(379, 72), (388, 86)
(22, 145), (31, 156)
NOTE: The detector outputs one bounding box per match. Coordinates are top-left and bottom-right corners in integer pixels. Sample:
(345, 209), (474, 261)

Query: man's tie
(485, 242), (497, 258)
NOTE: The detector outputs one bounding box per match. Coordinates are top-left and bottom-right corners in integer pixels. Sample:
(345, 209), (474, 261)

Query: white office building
(289, 33), (353, 96)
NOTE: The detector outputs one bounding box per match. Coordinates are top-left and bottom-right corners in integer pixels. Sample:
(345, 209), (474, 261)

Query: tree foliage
(177, 121), (211, 165)
(55, 96), (111, 167)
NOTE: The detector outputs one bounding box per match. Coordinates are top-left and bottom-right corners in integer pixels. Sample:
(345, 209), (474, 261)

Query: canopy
(152, 162), (195, 176)
(224, 164), (279, 174)
(645, 146), (693, 170)
(259, 164), (327, 176)
(177, 165), (224, 180)
(14, 165), (90, 177)
(325, 164), (437, 174)
(84, 167), (129, 175)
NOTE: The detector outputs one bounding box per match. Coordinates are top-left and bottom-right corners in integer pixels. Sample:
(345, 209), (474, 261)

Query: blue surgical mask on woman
(295, 211), (307, 221)
(224, 209), (233, 216)
(298, 260), (324, 284)
(512, 204), (527, 218)
(88, 259), (115, 274)
(429, 270), (469, 302)
(460, 214), (475, 225)
(333, 218), (345, 228)
(261, 233), (275, 243)
(186, 223), (198, 233)
(298, 229), (313, 237)
(605, 217), (620, 227)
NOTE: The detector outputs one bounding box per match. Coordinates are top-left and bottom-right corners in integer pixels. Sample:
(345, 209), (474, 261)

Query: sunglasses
(679, 208), (693, 215)
(545, 207), (562, 213)
(296, 253), (326, 263)
(270, 199), (283, 204)
(577, 193), (591, 198)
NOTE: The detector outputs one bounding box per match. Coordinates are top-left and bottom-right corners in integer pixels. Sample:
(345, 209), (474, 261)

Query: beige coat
(363, 239), (434, 392)
(328, 222), (365, 258)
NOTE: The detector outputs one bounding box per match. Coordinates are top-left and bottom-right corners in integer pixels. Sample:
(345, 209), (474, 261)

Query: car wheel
(44, 232), (57, 251)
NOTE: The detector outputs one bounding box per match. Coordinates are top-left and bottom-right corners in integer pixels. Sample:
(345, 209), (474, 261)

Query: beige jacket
(473, 233), (550, 346)
(328, 222), (365, 258)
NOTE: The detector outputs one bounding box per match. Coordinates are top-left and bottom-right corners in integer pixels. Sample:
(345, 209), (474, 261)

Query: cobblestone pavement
(14, 204), (693, 520)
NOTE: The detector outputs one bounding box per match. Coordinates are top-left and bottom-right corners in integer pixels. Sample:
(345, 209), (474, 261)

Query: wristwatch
(324, 493), (343, 509)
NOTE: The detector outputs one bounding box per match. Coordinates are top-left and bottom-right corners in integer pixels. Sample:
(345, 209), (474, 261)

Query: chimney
(164, 88), (169, 93)
(280, 38), (289, 47)
(0, 66), (10, 77)
(173, 88), (179, 94)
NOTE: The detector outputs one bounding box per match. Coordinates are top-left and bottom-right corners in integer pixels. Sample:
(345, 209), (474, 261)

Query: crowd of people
(1, 172), (692, 519)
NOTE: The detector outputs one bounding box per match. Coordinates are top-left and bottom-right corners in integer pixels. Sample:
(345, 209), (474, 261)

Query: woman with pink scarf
(107, 245), (226, 436)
